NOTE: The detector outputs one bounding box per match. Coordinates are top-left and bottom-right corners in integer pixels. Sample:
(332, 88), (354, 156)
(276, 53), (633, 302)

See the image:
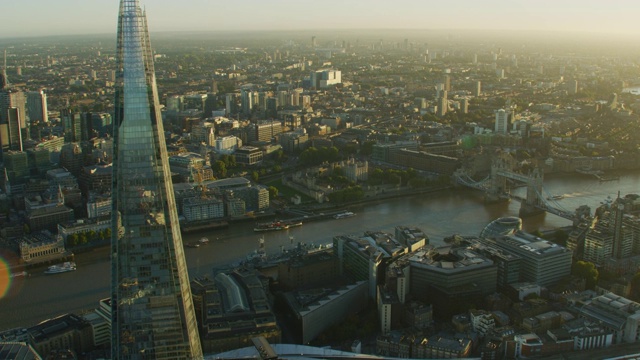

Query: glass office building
(111, 1), (203, 358)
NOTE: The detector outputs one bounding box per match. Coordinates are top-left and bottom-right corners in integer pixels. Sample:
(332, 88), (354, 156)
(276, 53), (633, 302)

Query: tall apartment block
(111, 1), (203, 358)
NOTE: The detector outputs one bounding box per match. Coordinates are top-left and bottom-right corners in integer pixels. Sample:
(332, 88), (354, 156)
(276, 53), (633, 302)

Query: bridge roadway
(454, 171), (576, 221)
(509, 194), (575, 220)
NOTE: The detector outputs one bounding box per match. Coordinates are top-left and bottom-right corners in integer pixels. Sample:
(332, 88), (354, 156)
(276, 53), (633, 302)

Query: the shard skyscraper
(111, 1), (203, 359)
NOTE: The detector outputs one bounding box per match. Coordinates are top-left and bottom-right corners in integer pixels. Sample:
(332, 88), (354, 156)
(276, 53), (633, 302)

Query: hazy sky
(2, 0), (639, 38)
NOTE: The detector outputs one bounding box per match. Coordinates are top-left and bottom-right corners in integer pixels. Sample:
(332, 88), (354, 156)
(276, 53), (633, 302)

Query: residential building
(182, 196), (225, 222)
(494, 109), (510, 134)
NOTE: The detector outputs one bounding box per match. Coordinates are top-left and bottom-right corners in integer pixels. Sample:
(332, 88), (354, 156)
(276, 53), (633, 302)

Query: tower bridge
(454, 153), (590, 224)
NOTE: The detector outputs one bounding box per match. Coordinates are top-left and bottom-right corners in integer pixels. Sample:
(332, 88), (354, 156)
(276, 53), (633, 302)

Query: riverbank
(296, 184), (452, 213)
(2, 172), (636, 330)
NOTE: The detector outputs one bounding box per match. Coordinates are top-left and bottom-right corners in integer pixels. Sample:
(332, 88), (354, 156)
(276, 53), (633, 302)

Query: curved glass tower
(111, 1), (202, 358)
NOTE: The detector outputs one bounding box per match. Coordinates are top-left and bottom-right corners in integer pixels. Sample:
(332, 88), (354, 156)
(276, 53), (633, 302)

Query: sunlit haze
(2, 0), (640, 38)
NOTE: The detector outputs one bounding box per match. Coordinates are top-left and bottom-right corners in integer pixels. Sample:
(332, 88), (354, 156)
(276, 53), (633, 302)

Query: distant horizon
(1, 27), (638, 42)
(2, 0), (640, 40)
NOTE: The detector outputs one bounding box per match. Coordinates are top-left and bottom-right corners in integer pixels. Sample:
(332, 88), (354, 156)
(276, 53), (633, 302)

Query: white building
(215, 136), (243, 155)
(340, 159), (368, 182)
(310, 69), (342, 88)
(470, 310), (495, 337)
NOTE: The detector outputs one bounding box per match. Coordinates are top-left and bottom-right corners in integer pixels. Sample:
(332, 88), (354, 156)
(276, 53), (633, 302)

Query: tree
(572, 261), (599, 290)
(212, 160), (227, 178)
(251, 171), (259, 182)
(219, 154), (230, 167)
(67, 234), (79, 247)
(79, 233), (89, 245)
(268, 186), (279, 199)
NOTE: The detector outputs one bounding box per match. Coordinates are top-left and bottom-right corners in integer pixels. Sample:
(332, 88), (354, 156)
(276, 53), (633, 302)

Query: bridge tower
(486, 152), (513, 203)
(519, 167), (545, 217)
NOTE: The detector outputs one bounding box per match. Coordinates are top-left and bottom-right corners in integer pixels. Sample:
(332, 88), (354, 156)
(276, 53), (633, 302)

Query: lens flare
(0, 256), (10, 299)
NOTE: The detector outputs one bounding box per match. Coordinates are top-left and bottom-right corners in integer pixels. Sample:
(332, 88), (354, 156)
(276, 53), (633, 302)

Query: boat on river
(44, 262), (76, 274)
(546, 195), (564, 200)
(334, 211), (356, 219)
(254, 220), (289, 232)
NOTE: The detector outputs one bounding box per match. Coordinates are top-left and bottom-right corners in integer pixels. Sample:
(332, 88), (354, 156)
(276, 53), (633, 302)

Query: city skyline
(2, 0), (640, 39)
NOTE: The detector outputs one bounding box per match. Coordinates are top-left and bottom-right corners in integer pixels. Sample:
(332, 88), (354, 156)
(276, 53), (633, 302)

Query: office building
(333, 232), (406, 299)
(0, 107), (23, 153)
(493, 231), (572, 287)
(408, 245), (497, 301)
(79, 163), (113, 195)
(27, 314), (93, 358)
(250, 120), (282, 143)
(279, 130), (308, 153)
(0, 52), (26, 132)
(277, 249), (339, 290)
(26, 90), (48, 124)
(111, 1), (203, 358)
(235, 146), (263, 165)
(280, 281), (368, 344)
(61, 109), (82, 142)
(578, 292), (640, 344)
(4, 150), (29, 184)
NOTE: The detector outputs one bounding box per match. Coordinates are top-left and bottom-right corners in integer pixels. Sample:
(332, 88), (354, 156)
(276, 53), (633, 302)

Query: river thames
(0, 172), (638, 330)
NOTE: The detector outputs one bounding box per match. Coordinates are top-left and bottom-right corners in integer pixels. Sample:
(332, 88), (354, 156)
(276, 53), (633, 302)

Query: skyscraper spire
(111, 1), (203, 359)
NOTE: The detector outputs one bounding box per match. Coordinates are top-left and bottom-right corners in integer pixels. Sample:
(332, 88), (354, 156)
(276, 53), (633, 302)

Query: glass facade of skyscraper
(111, 1), (203, 359)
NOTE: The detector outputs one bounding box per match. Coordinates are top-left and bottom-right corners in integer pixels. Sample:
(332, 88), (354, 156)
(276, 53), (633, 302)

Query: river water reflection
(0, 172), (638, 330)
